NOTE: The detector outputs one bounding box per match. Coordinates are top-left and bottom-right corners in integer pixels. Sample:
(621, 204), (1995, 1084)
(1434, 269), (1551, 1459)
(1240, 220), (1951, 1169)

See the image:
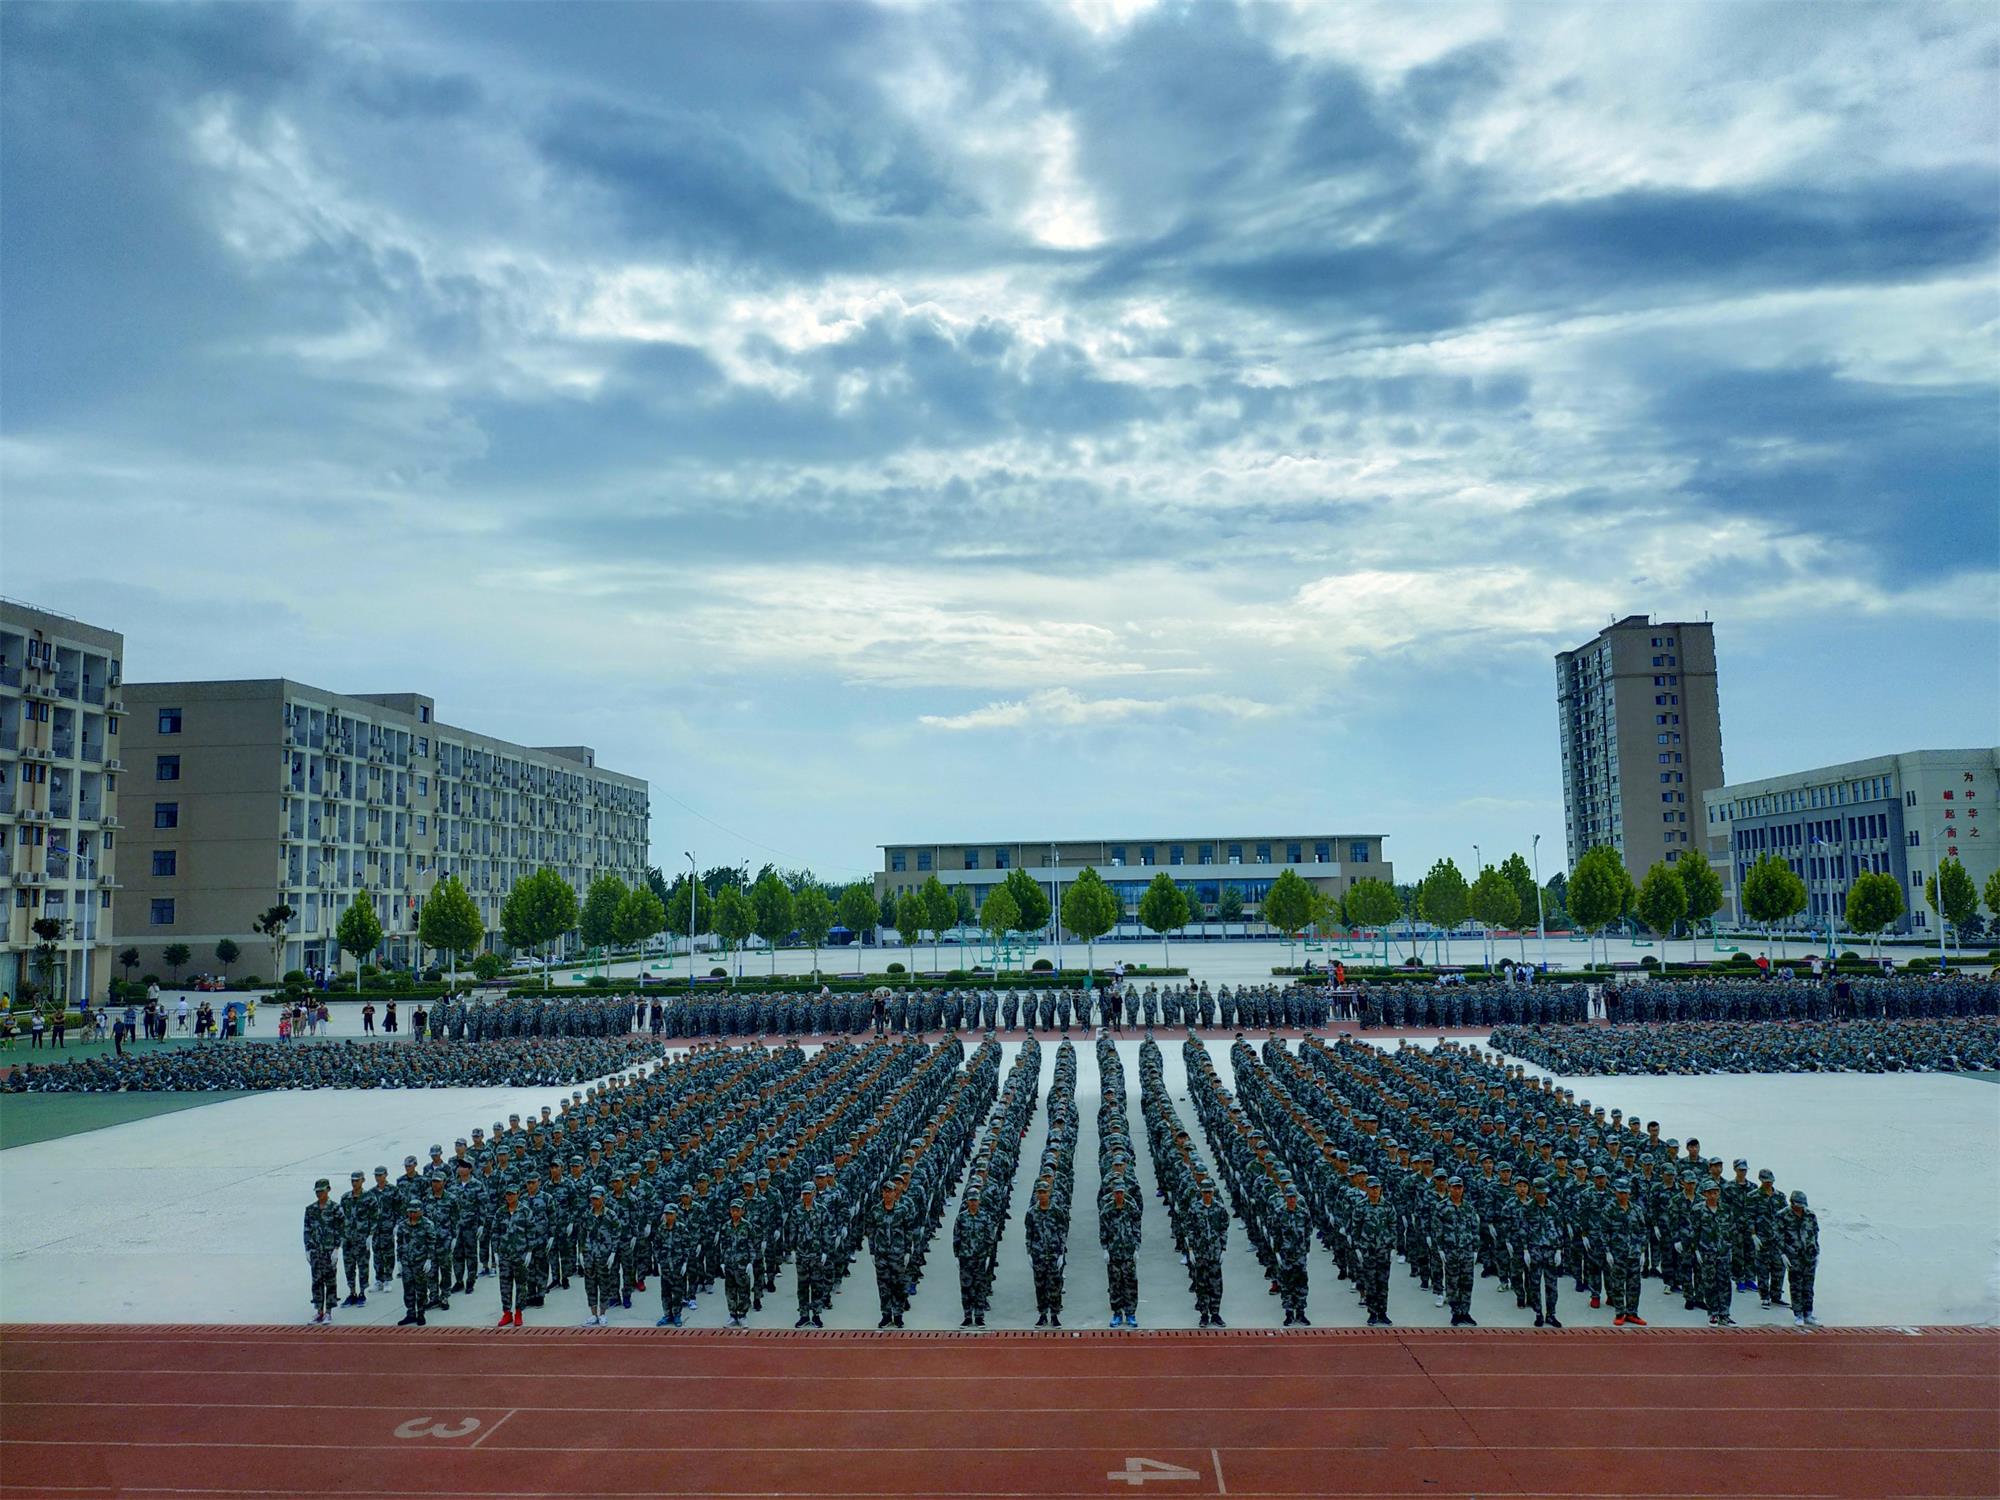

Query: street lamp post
(1048, 842), (1062, 974)
(1532, 834), (1548, 974)
(1472, 842), (1482, 969)
(684, 851), (697, 986)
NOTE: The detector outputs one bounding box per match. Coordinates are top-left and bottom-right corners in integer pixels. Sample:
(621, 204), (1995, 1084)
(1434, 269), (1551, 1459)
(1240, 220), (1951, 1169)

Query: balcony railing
(81, 684), (105, 706)
(51, 734), (75, 759)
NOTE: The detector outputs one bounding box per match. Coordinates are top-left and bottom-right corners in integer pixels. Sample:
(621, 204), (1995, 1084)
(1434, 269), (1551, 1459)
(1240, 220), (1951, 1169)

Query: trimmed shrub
(887, 963), (906, 974)
(282, 970), (308, 985)
(1031, 958), (1053, 972)
(710, 967), (728, 978)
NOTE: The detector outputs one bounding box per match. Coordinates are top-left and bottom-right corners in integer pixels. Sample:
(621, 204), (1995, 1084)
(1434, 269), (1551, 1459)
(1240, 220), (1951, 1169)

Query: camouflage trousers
(340, 1239), (370, 1296)
(1786, 1256), (1816, 1320)
(400, 1263), (431, 1319)
(1358, 1248), (1391, 1319)
(1606, 1257), (1641, 1318)
(1276, 1257), (1308, 1318)
(308, 1251), (338, 1315)
(1031, 1255), (1064, 1316)
(372, 1229), (397, 1285)
(796, 1254), (828, 1318)
(1191, 1254), (1223, 1319)
(497, 1256), (530, 1313)
(583, 1261), (618, 1315)
(452, 1228), (479, 1291)
(1525, 1254), (1562, 1320)
(1443, 1254), (1474, 1318)
(958, 1258), (992, 1317)
(724, 1262), (754, 1318)
(1106, 1252), (1138, 1318)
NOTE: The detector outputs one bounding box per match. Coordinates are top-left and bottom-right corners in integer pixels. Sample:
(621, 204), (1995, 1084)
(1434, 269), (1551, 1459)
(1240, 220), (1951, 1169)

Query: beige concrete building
(113, 680), (648, 978)
(1702, 748), (2000, 936)
(876, 835), (1392, 922)
(1, 600), (125, 1004)
(1556, 615), (1725, 881)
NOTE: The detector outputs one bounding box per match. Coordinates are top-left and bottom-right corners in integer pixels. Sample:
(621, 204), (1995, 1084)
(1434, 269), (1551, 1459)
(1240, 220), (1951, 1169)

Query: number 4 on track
(1107, 1457), (1200, 1485)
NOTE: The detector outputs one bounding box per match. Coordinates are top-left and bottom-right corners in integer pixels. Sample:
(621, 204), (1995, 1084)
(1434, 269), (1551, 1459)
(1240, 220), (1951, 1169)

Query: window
(1110, 846), (1126, 865)
(1228, 844), (1244, 862)
(963, 848), (981, 870)
(1140, 845), (1156, 866)
(1315, 841), (1331, 862)
(1349, 841), (1368, 864)
(153, 802), (178, 829)
(1169, 844), (1185, 866)
(419, 705), (430, 723)
(1198, 843), (1214, 864)
(157, 708), (182, 735)
(1286, 842), (1302, 863)
(155, 754), (180, 781)
(417, 776), (428, 796)
(890, 851), (906, 872)
(916, 851), (932, 871)
(995, 848), (1010, 869)
(416, 736), (430, 757)
(151, 850), (176, 877)
(415, 816), (427, 836)
(149, 898), (175, 926)
(1255, 843), (1270, 863)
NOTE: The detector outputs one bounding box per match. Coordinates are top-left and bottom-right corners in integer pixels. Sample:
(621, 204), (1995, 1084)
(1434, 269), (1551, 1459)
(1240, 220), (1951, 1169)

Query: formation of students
(1493, 1016), (2000, 1075)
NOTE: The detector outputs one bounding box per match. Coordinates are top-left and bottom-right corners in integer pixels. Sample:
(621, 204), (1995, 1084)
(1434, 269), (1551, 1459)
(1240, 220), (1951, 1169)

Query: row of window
(1732, 812), (1894, 852)
(888, 841), (1369, 873)
(1719, 774), (1899, 822)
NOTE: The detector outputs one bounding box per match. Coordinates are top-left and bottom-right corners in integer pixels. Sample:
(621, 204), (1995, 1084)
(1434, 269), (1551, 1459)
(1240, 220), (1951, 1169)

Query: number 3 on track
(394, 1416), (482, 1440)
(1107, 1457), (1200, 1485)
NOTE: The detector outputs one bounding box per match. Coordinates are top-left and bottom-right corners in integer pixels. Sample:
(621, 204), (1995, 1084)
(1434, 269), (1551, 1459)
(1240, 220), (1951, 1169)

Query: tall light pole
(1811, 838), (1837, 966)
(684, 851), (697, 985)
(1532, 834), (1548, 974)
(1048, 841), (1062, 974)
(1472, 842), (1482, 969)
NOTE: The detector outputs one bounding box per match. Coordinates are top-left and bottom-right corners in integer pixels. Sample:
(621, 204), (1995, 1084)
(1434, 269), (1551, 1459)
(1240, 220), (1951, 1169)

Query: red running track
(3, 1324), (1994, 1499)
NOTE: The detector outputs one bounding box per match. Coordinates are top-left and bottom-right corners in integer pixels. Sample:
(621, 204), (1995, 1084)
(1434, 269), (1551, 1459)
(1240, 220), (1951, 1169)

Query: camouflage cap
(1789, 1190), (1808, 1207)
(350, 1170), (365, 1181)
(403, 1155), (418, 1167)
(1613, 1178), (1632, 1193)
(374, 1165), (389, 1177)
(313, 1178), (330, 1192)
(1446, 1175), (1463, 1188)
(1758, 1168), (1775, 1183)
(1733, 1158), (1749, 1171)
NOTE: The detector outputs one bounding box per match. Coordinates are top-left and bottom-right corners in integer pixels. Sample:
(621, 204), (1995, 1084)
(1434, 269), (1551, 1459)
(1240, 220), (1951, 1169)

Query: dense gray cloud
(3, 0), (1994, 876)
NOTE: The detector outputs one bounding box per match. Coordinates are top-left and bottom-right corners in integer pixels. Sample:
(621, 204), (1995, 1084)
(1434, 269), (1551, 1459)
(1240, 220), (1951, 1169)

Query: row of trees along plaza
(98, 850), (2000, 997)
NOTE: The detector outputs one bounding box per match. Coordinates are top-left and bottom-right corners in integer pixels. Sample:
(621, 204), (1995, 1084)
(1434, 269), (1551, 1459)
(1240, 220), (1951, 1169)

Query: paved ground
(2, 1034), (1993, 1329)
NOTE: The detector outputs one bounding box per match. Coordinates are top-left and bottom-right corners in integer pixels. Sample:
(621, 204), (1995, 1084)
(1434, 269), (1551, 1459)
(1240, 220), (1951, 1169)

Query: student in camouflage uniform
(338, 1171), (372, 1306)
(1603, 1179), (1647, 1325)
(1723, 1158), (1757, 1292)
(303, 1178), (343, 1324)
(867, 1181), (909, 1328)
(1354, 1177), (1394, 1325)
(721, 1198), (758, 1326)
(1782, 1190), (1820, 1327)
(581, 1187), (620, 1325)
(1523, 1178), (1564, 1327)
(1439, 1176), (1480, 1326)
(422, 1176), (456, 1311)
(395, 1202), (436, 1327)
(792, 1182), (830, 1328)
(1188, 1182), (1227, 1327)
(1025, 1180), (1067, 1326)
(492, 1187), (531, 1327)
(1752, 1169), (1788, 1310)
(1102, 1183), (1141, 1327)
(1274, 1189), (1311, 1326)
(1696, 1179), (1735, 1325)
(367, 1165), (400, 1291)
(952, 1189), (999, 1327)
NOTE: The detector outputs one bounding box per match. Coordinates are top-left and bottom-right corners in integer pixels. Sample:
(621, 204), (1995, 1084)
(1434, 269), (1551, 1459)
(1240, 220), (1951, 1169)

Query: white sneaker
(1434, 1294), (1444, 1307)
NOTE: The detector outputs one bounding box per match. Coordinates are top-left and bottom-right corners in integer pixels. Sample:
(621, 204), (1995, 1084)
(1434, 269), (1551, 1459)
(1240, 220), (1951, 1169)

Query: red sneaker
(1626, 1314), (1647, 1326)
(1589, 1295), (1601, 1309)
(1612, 1314), (1627, 1326)
(497, 1313), (513, 1329)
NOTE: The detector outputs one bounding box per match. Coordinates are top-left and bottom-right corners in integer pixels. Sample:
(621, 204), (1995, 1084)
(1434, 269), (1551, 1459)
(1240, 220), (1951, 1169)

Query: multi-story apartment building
(114, 680), (648, 977)
(875, 835), (1392, 922)
(1702, 748), (2000, 934)
(0, 601), (125, 1004)
(1556, 615), (1724, 881)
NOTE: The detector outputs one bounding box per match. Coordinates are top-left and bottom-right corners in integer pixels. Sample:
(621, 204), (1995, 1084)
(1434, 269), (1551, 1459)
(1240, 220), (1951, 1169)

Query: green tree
(792, 887), (835, 977)
(1136, 871), (1188, 969)
(419, 874), (485, 991)
(953, 885), (976, 927)
(893, 884), (925, 953)
(253, 903), (295, 988)
(500, 867), (580, 990)
(1497, 853), (1538, 956)
(878, 889), (899, 934)
(1567, 846), (1635, 966)
(1543, 870), (1570, 928)
(1985, 867), (2000, 927)
(1001, 866), (1052, 936)
(611, 885), (668, 974)
(1059, 866), (1119, 977)
(117, 945), (140, 981)
(663, 875), (712, 970)
(713, 885), (754, 980)
(1263, 868), (1314, 965)
(1343, 877), (1401, 966)
(1467, 865), (1520, 970)
(980, 884), (1020, 972)
(1926, 856), (1978, 955)
(334, 891), (384, 992)
(1417, 858), (1470, 964)
(579, 873), (631, 973)
(1740, 852), (1807, 957)
(920, 874), (956, 972)
(160, 940), (191, 987)
(1217, 883), (1245, 936)
(749, 870), (796, 975)
(1845, 871), (1905, 958)
(30, 916), (68, 998)
(1679, 857), (1724, 963)
(837, 883), (879, 945)
(471, 950), (504, 983)
(1634, 861), (1688, 954)
(213, 937), (241, 978)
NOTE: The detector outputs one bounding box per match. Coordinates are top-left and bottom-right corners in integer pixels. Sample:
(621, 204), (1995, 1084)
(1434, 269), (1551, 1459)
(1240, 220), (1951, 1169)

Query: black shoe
(975, 1314), (985, 1327)
(893, 1315), (904, 1328)
(1534, 1314), (1545, 1327)
(796, 1316), (811, 1329)
(1461, 1315), (1476, 1327)
(398, 1314), (418, 1326)
(1037, 1312), (1049, 1326)
(812, 1315), (823, 1328)
(1546, 1316), (1563, 1329)
(1212, 1316), (1225, 1328)
(961, 1315), (973, 1327)
(415, 1315), (427, 1326)
(1296, 1315), (1309, 1327)
(879, 1314), (892, 1329)
(1282, 1311), (1295, 1326)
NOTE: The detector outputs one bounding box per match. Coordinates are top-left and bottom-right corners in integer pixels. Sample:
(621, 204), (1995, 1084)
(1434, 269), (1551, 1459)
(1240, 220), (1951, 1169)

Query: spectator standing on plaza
(50, 1004), (65, 1048)
(29, 1008), (45, 1049)
(363, 1002), (376, 1035)
(176, 995), (189, 1033)
(385, 1000), (398, 1034)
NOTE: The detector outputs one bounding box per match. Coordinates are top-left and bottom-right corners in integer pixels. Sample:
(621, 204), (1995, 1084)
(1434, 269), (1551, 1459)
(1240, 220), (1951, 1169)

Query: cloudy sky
(4, 1), (1996, 884)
